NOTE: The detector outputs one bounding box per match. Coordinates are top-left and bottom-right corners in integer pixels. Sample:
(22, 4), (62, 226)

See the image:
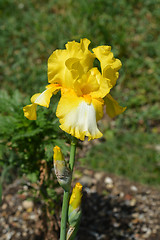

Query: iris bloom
(23, 39), (126, 140)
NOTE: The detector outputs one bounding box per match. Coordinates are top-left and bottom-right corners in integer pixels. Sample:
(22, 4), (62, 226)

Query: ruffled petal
(79, 38), (95, 73)
(92, 46), (122, 87)
(56, 90), (103, 141)
(104, 94), (126, 118)
(48, 49), (75, 87)
(23, 104), (37, 120)
(74, 68), (111, 98)
(48, 39), (95, 88)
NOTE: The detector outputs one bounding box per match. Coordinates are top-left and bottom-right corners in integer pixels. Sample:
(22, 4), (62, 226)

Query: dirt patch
(0, 169), (160, 240)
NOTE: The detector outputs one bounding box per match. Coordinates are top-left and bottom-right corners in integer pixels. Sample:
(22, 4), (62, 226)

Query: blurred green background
(0, 0), (160, 187)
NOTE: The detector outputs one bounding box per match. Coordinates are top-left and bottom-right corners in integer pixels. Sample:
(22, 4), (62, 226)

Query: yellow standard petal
(56, 90), (103, 141)
(104, 94), (126, 118)
(74, 67), (111, 98)
(92, 46), (122, 87)
(48, 39), (95, 88)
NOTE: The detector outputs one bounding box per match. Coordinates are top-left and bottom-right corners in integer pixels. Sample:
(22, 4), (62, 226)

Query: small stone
(22, 232), (27, 237)
(94, 172), (104, 181)
(142, 226), (148, 233)
(6, 231), (14, 240)
(132, 218), (139, 224)
(139, 213), (145, 221)
(17, 205), (23, 212)
(113, 222), (120, 228)
(29, 213), (38, 220)
(104, 177), (113, 185)
(79, 176), (93, 187)
(106, 183), (113, 189)
(22, 200), (34, 210)
(144, 228), (152, 237)
(83, 169), (93, 176)
(130, 185), (138, 192)
(15, 232), (21, 238)
(124, 194), (132, 200)
(132, 212), (139, 218)
(23, 185), (29, 191)
(119, 192), (124, 198)
(5, 194), (12, 202)
(130, 198), (136, 206)
(1, 203), (7, 210)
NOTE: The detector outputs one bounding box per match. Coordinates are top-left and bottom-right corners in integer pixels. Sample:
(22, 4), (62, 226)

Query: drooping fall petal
(104, 94), (126, 118)
(56, 90), (103, 141)
(23, 84), (61, 120)
(23, 104), (37, 120)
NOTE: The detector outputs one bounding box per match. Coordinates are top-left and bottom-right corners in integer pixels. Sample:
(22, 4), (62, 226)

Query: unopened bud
(53, 146), (71, 191)
(68, 183), (83, 227)
(69, 182), (82, 210)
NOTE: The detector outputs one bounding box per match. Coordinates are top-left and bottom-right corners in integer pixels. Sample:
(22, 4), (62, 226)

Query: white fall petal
(56, 93), (103, 140)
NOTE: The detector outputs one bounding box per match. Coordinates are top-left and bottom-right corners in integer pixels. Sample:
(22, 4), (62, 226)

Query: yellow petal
(92, 46), (122, 87)
(48, 39), (95, 88)
(69, 182), (83, 210)
(23, 104), (37, 120)
(79, 38), (95, 73)
(48, 49), (76, 87)
(92, 97), (104, 121)
(31, 93), (41, 103)
(73, 68), (111, 98)
(104, 94), (126, 118)
(85, 68), (111, 98)
(24, 84), (60, 120)
(34, 84), (60, 108)
(53, 146), (64, 162)
(56, 90), (103, 141)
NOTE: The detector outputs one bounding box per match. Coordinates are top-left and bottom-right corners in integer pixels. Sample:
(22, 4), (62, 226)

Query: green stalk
(60, 140), (77, 240)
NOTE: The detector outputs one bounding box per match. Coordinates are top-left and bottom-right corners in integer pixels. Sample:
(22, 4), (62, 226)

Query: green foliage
(0, 89), (69, 208)
(0, 89), (67, 172)
(80, 131), (160, 186)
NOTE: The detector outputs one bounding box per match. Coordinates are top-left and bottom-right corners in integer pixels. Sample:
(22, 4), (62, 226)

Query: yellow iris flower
(23, 39), (126, 140)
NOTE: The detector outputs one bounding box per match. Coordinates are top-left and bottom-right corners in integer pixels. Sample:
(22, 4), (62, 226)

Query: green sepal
(68, 206), (82, 227)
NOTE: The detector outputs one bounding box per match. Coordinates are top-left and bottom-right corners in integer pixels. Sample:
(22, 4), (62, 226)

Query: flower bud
(69, 182), (82, 210)
(53, 146), (71, 191)
(68, 183), (83, 227)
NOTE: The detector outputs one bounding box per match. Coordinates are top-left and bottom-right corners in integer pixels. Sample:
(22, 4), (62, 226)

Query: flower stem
(60, 140), (77, 240)
(69, 140), (77, 172)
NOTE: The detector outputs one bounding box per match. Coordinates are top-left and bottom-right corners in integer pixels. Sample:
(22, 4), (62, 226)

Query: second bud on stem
(53, 146), (71, 192)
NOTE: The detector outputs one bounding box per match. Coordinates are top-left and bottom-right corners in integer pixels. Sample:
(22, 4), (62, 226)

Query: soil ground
(1, 167), (160, 240)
